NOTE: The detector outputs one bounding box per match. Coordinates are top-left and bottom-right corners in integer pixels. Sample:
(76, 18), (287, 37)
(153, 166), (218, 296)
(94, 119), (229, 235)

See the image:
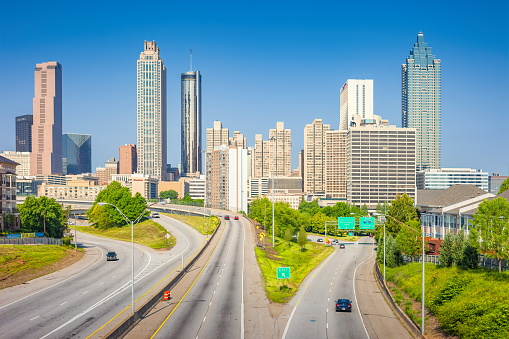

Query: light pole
(98, 200), (166, 314)
(373, 212), (425, 334)
(269, 136), (277, 247)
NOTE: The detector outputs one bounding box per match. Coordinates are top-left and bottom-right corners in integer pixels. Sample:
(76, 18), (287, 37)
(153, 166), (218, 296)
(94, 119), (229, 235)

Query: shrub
(439, 232), (454, 267)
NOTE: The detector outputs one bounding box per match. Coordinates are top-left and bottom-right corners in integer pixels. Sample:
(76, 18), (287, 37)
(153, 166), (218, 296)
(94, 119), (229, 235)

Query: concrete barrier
(104, 218), (222, 339)
(373, 262), (425, 339)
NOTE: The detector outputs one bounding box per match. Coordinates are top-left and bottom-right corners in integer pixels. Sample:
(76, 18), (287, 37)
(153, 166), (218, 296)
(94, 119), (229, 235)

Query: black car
(317, 238), (324, 242)
(224, 215), (230, 220)
(335, 299), (352, 312)
(331, 239), (339, 244)
(339, 244), (345, 249)
(107, 251), (117, 261)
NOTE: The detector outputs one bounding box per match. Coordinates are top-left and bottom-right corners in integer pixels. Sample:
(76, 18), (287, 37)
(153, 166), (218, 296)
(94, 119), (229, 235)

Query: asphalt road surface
(0, 215), (203, 339)
(282, 237), (376, 339)
(151, 216), (245, 339)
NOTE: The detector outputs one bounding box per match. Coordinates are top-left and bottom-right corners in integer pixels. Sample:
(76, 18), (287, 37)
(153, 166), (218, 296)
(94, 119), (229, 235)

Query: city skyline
(1, 1), (508, 176)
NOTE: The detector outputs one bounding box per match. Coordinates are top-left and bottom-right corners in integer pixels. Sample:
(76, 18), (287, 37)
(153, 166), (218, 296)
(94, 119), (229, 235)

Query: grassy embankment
(0, 245), (84, 289)
(386, 263), (509, 338)
(255, 239), (334, 303)
(76, 219), (175, 249)
(162, 214), (220, 236)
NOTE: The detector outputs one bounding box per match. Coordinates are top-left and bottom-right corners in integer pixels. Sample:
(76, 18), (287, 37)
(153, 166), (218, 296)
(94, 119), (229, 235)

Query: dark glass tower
(15, 114), (33, 152)
(181, 70), (202, 176)
(62, 133), (92, 175)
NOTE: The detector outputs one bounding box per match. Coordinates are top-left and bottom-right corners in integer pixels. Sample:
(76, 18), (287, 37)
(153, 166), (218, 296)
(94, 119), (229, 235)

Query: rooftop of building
(416, 184), (488, 209)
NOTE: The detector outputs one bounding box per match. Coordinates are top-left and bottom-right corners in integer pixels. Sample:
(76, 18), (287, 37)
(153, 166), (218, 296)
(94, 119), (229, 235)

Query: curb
(373, 262), (425, 339)
(103, 218), (222, 339)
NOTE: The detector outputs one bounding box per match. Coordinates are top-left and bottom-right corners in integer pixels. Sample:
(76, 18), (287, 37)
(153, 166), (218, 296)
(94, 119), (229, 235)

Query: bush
(461, 244), (479, 269)
(439, 232), (454, 267)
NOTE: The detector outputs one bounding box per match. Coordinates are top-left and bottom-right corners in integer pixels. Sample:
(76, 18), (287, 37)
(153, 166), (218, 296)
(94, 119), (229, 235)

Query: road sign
(165, 233), (171, 239)
(359, 217), (375, 230)
(260, 233), (266, 238)
(348, 232), (354, 236)
(325, 237), (329, 244)
(277, 267), (291, 279)
(338, 217), (356, 230)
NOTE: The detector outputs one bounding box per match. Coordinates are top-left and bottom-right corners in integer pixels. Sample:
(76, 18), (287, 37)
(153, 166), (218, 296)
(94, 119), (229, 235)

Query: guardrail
(373, 262), (425, 339)
(0, 237), (62, 245)
(104, 215), (222, 339)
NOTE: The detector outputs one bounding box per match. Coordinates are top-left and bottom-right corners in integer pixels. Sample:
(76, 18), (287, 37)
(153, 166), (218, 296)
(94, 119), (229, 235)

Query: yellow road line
(150, 221), (228, 339)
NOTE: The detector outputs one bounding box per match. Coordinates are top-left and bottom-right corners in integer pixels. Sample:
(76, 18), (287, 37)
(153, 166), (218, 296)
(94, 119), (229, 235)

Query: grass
(75, 219), (175, 249)
(161, 213), (219, 236)
(385, 263), (509, 338)
(255, 238), (334, 303)
(0, 245), (84, 289)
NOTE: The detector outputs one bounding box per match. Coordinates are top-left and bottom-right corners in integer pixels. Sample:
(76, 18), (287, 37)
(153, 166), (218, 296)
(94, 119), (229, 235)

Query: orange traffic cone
(164, 290), (170, 300)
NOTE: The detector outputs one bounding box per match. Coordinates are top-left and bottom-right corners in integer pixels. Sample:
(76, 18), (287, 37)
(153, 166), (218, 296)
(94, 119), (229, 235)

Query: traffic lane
(0, 232), (147, 339)
(197, 219), (243, 339)
(283, 238), (372, 339)
(152, 218), (237, 339)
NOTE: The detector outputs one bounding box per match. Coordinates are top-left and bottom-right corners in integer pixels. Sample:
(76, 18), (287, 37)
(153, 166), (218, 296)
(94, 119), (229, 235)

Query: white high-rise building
(303, 119), (330, 194)
(137, 41), (167, 181)
(339, 79), (373, 130)
(206, 121), (229, 152)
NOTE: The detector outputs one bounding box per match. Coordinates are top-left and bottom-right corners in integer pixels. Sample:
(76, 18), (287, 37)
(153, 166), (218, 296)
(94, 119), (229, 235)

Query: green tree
(160, 189), (178, 200)
(19, 196), (68, 238)
(461, 243), (479, 269)
(297, 226), (307, 251)
(284, 228), (292, 247)
(498, 178), (509, 194)
(385, 234), (403, 268)
(396, 219), (423, 260)
(439, 232), (454, 267)
(360, 204), (369, 216)
(386, 194), (418, 235)
(298, 198), (320, 217)
(87, 181), (148, 228)
(452, 230), (467, 266)
(471, 197), (509, 273)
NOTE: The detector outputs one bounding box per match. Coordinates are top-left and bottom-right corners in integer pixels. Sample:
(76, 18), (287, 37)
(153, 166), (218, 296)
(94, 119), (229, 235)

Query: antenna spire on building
(190, 48), (192, 71)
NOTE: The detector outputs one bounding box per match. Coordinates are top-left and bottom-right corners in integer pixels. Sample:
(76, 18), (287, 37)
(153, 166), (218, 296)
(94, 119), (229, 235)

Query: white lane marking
(327, 308), (328, 312)
(0, 246), (104, 311)
(60, 302), (67, 306)
(353, 240), (374, 339)
(328, 298), (330, 302)
(30, 316), (40, 321)
(99, 282), (104, 285)
(327, 323), (329, 329)
(214, 290), (216, 294)
(203, 316), (206, 322)
(209, 301), (212, 306)
(281, 298), (300, 339)
(83, 291), (88, 294)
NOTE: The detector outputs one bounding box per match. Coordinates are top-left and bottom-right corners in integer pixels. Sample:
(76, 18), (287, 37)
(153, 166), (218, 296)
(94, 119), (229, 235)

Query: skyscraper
(62, 133), (91, 175)
(181, 70), (201, 176)
(339, 79), (373, 130)
(15, 115), (33, 152)
(119, 144), (137, 174)
(303, 119), (330, 193)
(269, 122), (292, 177)
(30, 62), (62, 175)
(137, 41), (167, 181)
(402, 32), (441, 171)
(206, 121), (229, 152)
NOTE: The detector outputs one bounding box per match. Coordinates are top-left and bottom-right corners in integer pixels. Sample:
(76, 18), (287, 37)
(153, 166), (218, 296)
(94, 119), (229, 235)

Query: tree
(160, 189), (178, 200)
(439, 232), (454, 267)
(451, 230), (467, 266)
(396, 219), (423, 259)
(385, 234), (403, 268)
(498, 178), (509, 194)
(18, 196), (68, 238)
(386, 194), (418, 235)
(298, 199), (320, 217)
(87, 181), (148, 229)
(297, 226), (307, 251)
(284, 228), (292, 247)
(461, 243), (479, 269)
(471, 197), (509, 273)
(360, 204), (369, 216)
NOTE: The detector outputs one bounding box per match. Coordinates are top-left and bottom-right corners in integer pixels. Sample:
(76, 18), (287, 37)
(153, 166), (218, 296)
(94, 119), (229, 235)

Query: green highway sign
(338, 217), (356, 230)
(277, 267), (291, 279)
(359, 217), (375, 230)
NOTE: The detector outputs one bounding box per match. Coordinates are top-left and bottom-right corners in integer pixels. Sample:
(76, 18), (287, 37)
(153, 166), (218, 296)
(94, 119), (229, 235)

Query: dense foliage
(159, 189), (178, 200)
(499, 177), (509, 194)
(18, 196), (68, 238)
(386, 263), (509, 338)
(86, 181), (147, 228)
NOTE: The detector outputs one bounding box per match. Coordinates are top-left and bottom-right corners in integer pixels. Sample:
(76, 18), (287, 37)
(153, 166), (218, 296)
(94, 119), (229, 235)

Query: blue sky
(1, 0), (508, 175)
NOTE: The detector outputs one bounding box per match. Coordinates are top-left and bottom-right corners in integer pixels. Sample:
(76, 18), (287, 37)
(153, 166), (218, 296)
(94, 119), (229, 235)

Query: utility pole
(43, 210), (46, 235)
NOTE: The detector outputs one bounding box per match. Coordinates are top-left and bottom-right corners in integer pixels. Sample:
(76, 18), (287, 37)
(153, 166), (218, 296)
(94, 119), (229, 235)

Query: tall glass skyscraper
(15, 115), (33, 152)
(62, 133), (91, 175)
(181, 70), (201, 176)
(402, 32), (441, 171)
(137, 41), (167, 181)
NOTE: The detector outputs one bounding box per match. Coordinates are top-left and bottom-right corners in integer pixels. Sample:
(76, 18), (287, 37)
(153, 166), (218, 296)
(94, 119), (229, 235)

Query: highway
(150, 216), (245, 339)
(0, 215), (204, 339)
(282, 237), (376, 339)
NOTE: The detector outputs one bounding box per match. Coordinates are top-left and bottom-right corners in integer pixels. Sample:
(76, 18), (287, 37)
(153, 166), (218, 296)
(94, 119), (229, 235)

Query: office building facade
(62, 133), (91, 175)
(417, 168), (489, 191)
(325, 130), (347, 200)
(252, 134), (270, 178)
(119, 144), (137, 174)
(31, 61), (63, 175)
(304, 119), (330, 193)
(347, 115), (416, 209)
(181, 70), (202, 176)
(229, 131), (247, 149)
(0, 151), (31, 177)
(206, 121), (229, 151)
(402, 32), (441, 171)
(137, 41), (167, 181)
(269, 122), (292, 177)
(339, 79), (373, 130)
(15, 115), (33, 152)
(489, 173), (509, 195)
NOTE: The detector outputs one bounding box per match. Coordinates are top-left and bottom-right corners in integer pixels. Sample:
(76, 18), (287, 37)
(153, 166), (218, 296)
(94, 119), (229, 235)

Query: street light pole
(269, 136), (277, 247)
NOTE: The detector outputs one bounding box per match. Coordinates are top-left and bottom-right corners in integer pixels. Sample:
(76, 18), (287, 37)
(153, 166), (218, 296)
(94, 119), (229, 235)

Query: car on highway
(369, 234), (374, 237)
(317, 238), (324, 242)
(339, 244), (345, 249)
(331, 239), (339, 244)
(234, 216), (239, 220)
(107, 251), (117, 261)
(224, 215), (230, 220)
(335, 299), (352, 312)
(151, 212), (159, 218)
